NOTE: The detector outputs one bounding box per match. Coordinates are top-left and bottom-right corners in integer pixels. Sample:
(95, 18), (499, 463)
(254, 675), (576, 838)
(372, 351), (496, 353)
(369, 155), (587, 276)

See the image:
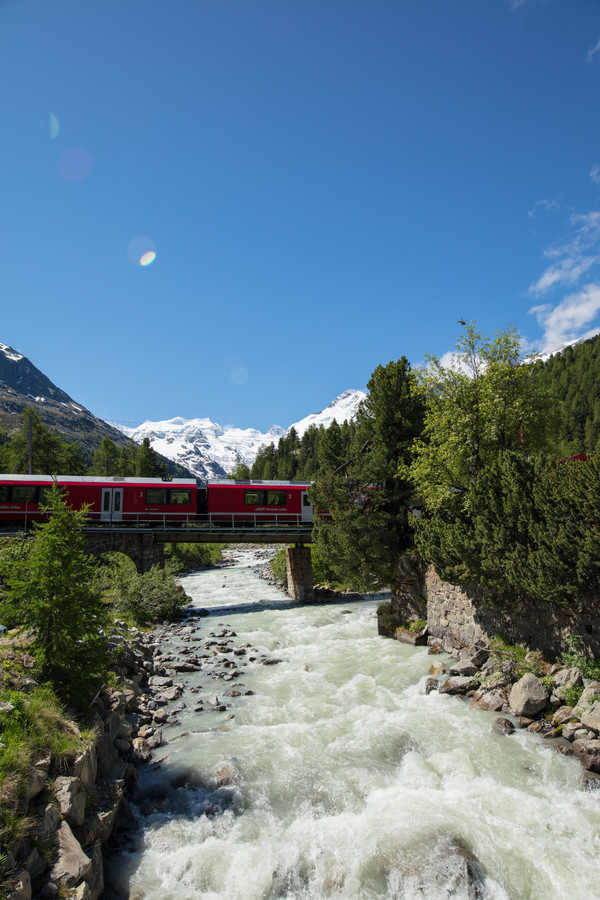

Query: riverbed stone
(572, 739), (600, 772)
(508, 673), (548, 717)
(581, 700), (600, 734)
(438, 675), (478, 695)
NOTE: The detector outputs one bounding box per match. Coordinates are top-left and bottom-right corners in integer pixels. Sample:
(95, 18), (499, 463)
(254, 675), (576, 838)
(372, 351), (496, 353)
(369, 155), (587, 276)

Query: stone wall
(391, 558), (600, 657)
(85, 532), (165, 573)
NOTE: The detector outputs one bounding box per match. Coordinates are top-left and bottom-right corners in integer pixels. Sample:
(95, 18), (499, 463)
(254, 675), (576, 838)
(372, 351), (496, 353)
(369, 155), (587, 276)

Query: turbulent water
(109, 549), (600, 900)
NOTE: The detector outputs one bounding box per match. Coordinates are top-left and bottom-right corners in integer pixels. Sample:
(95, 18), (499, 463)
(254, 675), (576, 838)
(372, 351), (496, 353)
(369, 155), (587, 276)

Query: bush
(111, 564), (189, 624)
(270, 548), (288, 586)
(164, 542), (224, 574)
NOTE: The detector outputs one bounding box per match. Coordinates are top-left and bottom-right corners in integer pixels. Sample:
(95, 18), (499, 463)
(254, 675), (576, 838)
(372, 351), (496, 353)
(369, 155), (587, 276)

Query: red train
(0, 475), (316, 529)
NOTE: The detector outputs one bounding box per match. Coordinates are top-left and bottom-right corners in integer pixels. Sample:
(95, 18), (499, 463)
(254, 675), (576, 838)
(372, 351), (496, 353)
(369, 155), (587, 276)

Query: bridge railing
(0, 506), (313, 532)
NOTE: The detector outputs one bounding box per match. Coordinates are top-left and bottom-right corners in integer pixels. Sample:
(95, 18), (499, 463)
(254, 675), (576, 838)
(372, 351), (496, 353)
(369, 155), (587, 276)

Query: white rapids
(108, 548), (600, 900)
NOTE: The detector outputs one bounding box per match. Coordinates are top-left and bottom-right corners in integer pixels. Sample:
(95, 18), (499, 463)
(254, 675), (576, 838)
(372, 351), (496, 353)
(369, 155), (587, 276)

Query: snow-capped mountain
(117, 389), (367, 480)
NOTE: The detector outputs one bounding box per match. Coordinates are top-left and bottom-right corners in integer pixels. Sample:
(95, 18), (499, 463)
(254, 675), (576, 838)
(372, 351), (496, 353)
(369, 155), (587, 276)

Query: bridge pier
(285, 545), (314, 602)
(84, 532), (164, 574)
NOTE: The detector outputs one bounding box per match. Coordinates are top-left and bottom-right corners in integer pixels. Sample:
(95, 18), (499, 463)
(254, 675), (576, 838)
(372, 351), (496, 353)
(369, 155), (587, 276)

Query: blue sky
(2, 0), (600, 430)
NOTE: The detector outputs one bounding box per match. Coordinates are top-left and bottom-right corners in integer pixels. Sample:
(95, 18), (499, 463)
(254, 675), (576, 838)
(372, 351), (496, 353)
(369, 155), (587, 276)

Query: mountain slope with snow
(118, 389), (367, 479)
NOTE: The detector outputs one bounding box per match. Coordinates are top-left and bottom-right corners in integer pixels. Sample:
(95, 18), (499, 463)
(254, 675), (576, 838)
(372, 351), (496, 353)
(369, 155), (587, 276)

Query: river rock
(470, 687), (506, 712)
(54, 776), (86, 827)
(552, 666), (583, 700)
(131, 737), (152, 764)
(494, 717), (515, 735)
(50, 822), (92, 887)
(580, 700), (600, 734)
(572, 682), (600, 720)
(572, 739), (600, 772)
(438, 676), (478, 695)
(448, 659), (479, 677)
(72, 746), (97, 790)
(508, 673), (548, 717)
(6, 869), (31, 900)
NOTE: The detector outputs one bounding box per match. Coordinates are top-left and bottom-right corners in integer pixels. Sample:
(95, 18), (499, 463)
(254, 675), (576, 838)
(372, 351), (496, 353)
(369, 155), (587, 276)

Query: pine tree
(312, 358), (424, 590)
(0, 482), (108, 697)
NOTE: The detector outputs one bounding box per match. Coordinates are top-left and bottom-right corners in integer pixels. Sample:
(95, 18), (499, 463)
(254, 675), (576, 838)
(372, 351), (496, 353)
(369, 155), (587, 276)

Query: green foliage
(312, 358), (424, 591)
(407, 323), (555, 512)
(164, 542), (224, 573)
(0, 483), (108, 698)
(530, 333), (600, 457)
(91, 436), (120, 475)
(562, 684), (584, 708)
(227, 462), (251, 480)
(109, 562), (189, 624)
(376, 602), (392, 616)
(270, 548), (288, 586)
(560, 632), (600, 681)
(0, 407), (87, 475)
(0, 685), (87, 805)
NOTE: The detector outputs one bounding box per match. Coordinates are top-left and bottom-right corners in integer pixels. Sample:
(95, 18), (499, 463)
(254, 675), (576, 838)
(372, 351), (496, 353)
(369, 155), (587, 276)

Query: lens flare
(230, 366), (249, 385)
(57, 147), (92, 182)
(127, 236), (157, 266)
(49, 112), (60, 141)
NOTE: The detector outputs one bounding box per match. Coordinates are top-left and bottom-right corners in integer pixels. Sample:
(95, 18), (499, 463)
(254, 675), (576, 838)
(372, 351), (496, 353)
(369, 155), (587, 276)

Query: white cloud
(590, 164), (600, 186)
(527, 197), (562, 219)
(528, 210), (600, 296)
(529, 256), (597, 295)
(587, 37), (600, 63)
(528, 283), (600, 353)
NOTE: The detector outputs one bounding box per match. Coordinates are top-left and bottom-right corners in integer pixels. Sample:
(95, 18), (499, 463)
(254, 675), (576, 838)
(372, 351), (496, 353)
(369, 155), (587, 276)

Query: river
(108, 548), (600, 900)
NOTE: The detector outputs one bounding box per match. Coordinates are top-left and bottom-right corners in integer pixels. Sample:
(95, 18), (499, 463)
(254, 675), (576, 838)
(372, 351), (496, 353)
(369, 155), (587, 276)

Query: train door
(101, 487), (124, 523)
(301, 491), (313, 523)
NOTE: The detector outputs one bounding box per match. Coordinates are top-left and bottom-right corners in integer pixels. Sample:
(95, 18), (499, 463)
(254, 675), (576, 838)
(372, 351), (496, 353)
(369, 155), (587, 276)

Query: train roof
(0, 475), (196, 485)
(207, 480), (312, 487)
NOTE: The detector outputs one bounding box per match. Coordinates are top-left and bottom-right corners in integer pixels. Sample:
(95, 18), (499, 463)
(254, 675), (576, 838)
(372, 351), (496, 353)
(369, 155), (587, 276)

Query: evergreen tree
(135, 437), (168, 478)
(2, 408), (87, 475)
(312, 358), (424, 590)
(0, 482), (108, 697)
(92, 437), (120, 475)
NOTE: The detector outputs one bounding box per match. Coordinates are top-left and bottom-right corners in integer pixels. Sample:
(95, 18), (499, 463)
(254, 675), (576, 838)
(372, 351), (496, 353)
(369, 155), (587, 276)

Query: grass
(0, 685), (88, 815)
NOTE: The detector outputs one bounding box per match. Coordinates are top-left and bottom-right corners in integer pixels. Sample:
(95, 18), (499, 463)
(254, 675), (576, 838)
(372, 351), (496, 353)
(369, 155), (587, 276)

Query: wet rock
(494, 717), (515, 735)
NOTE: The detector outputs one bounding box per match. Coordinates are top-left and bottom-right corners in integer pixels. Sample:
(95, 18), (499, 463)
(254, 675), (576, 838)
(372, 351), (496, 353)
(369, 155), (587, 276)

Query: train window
(303, 495), (312, 506)
(12, 486), (37, 503)
(146, 488), (167, 504)
(0, 486), (9, 502)
(114, 492), (121, 512)
(103, 492), (111, 512)
(170, 489), (191, 505)
(266, 491), (286, 506)
(244, 491), (264, 505)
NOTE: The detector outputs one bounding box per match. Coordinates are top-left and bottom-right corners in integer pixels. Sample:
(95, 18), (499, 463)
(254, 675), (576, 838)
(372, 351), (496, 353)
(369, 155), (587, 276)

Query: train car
(0, 474), (199, 527)
(206, 480), (314, 527)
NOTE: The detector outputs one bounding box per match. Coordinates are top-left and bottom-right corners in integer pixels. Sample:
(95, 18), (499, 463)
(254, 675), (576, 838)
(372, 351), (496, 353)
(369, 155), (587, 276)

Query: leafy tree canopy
(407, 323), (556, 512)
